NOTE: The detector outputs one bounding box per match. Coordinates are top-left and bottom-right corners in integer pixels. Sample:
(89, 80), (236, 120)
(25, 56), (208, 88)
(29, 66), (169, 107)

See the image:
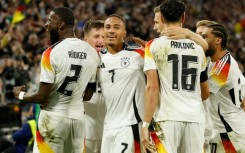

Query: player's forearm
(144, 85), (159, 123)
(22, 91), (48, 105)
(83, 82), (96, 101)
(15, 82), (53, 105)
(187, 29), (208, 51)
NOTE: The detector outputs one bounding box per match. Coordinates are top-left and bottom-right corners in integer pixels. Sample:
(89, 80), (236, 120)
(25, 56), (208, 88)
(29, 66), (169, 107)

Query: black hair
(208, 24), (228, 50)
(160, 0), (185, 23)
(106, 14), (126, 28)
(53, 7), (74, 27)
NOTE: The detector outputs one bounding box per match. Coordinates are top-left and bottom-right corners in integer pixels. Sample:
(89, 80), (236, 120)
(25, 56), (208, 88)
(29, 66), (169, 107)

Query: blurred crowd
(0, 0), (245, 104)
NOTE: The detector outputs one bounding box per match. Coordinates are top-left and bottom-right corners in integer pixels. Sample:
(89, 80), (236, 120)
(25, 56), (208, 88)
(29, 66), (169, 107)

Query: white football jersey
(98, 45), (145, 129)
(144, 36), (206, 123)
(206, 52), (245, 133)
(84, 82), (106, 140)
(40, 38), (99, 119)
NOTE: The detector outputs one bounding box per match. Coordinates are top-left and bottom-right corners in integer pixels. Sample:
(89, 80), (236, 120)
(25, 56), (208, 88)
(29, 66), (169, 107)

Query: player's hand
(241, 98), (245, 111)
(161, 27), (189, 39)
(141, 127), (156, 153)
(132, 37), (147, 47)
(13, 85), (25, 99)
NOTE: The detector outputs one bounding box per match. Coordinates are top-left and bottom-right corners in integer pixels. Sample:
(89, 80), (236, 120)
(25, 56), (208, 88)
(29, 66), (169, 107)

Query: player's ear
(123, 30), (127, 40)
(58, 21), (65, 30)
(161, 15), (165, 25)
(216, 37), (222, 46)
(84, 36), (88, 41)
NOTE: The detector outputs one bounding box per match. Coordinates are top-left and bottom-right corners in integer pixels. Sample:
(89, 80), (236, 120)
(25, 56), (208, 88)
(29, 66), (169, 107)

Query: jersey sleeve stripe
(211, 54), (230, 87)
(133, 48), (145, 58)
(145, 39), (154, 59)
(41, 47), (54, 73)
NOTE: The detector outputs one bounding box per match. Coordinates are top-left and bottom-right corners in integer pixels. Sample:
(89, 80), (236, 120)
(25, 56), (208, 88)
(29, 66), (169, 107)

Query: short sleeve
(89, 68), (98, 83)
(40, 47), (55, 83)
(201, 54), (207, 72)
(89, 52), (100, 83)
(241, 75), (245, 98)
(144, 39), (157, 72)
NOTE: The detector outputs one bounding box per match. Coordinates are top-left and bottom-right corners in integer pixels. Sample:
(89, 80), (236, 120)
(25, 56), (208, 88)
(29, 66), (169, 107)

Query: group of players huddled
(12, 0), (245, 153)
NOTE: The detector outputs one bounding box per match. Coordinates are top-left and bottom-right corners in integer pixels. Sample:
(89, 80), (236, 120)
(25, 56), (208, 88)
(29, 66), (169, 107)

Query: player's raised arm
(161, 27), (208, 51)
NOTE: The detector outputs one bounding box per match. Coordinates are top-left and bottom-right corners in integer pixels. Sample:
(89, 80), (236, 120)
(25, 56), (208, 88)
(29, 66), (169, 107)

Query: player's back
(40, 38), (99, 119)
(146, 36), (206, 123)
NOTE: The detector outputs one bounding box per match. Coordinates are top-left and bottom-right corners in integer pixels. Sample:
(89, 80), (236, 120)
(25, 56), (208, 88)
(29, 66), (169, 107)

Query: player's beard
(205, 48), (215, 57)
(49, 29), (59, 45)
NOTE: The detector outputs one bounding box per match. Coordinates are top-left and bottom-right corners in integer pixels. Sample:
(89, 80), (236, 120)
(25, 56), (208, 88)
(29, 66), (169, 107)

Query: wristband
(18, 91), (25, 100)
(142, 122), (150, 128)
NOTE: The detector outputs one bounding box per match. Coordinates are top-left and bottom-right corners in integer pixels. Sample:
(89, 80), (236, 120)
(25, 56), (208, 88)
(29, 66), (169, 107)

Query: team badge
(121, 57), (130, 68)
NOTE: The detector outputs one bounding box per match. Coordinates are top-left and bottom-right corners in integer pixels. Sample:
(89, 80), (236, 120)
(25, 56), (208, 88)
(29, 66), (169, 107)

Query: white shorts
(209, 131), (245, 153)
(33, 110), (85, 153)
(85, 139), (101, 153)
(101, 124), (143, 153)
(155, 121), (205, 153)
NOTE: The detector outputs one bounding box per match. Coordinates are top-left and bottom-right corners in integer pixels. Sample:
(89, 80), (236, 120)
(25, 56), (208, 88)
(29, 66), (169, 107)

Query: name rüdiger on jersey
(68, 50), (87, 59)
(171, 41), (195, 49)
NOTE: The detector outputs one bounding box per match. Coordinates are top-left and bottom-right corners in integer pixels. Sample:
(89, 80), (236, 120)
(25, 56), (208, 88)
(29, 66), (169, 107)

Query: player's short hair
(160, 0), (185, 23)
(208, 24), (228, 50)
(153, 6), (160, 13)
(106, 14), (126, 28)
(196, 20), (217, 28)
(53, 7), (74, 27)
(83, 19), (104, 36)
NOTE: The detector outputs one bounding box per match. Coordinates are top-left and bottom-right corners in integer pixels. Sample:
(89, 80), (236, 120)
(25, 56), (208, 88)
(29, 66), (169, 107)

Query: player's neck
(211, 49), (228, 62)
(107, 43), (124, 55)
(59, 28), (76, 40)
(164, 22), (182, 29)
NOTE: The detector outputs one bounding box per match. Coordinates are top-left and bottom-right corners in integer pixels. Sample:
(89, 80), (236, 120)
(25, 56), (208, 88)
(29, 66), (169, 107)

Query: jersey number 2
(168, 54), (198, 91)
(58, 64), (82, 96)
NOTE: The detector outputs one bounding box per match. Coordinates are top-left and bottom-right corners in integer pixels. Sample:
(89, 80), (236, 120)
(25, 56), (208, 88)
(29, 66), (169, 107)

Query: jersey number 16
(168, 54), (198, 91)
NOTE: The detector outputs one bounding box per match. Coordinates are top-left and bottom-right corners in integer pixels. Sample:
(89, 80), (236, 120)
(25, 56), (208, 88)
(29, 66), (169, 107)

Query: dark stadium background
(0, 0), (244, 145)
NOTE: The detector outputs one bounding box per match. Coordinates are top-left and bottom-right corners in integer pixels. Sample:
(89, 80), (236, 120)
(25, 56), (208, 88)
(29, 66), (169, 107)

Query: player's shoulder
(146, 36), (171, 53)
(222, 51), (240, 70)
(50, 39), (64, 49)
(124, 44), (145, 58)
(147, 36), (172, 47)
(124, 44), (144, 52)
(42, 40), (64, 56)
